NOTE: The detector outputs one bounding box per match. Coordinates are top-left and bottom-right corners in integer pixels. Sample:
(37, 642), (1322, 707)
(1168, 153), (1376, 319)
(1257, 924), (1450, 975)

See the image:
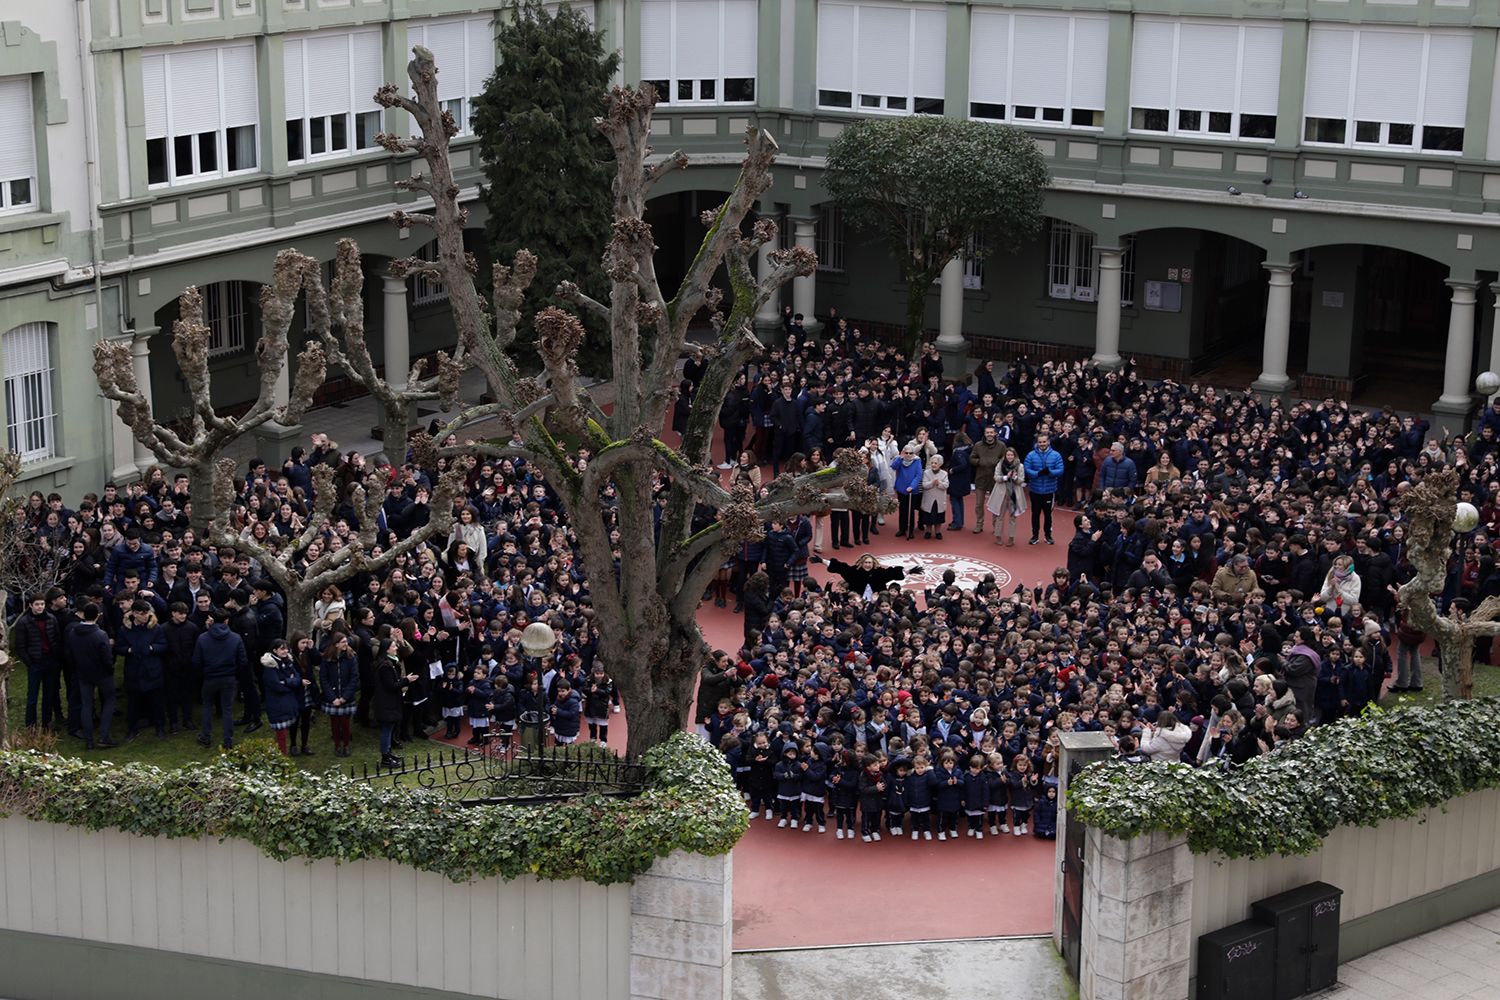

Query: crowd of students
(7, 308), (1487, 805)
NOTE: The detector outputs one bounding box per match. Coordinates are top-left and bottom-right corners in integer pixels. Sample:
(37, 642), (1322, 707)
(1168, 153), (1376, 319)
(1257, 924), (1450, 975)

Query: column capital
(1262, 260), (1297, 275)
(1446, 278), (1481, 298)
(382, 273), (408, 294)
(1096, 247), (1125, 267)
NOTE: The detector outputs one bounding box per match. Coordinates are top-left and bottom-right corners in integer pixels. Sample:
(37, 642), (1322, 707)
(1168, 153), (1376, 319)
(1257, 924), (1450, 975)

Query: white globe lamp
(521, 621), (558, 658)
(1454, 502), (1480, 534)
(1477, 371), (1500, 397)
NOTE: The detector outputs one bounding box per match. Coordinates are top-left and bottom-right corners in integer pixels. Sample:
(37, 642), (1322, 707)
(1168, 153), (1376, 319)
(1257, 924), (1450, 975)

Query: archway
(644, 189), (737, 311)
(150, 280), (266, 423)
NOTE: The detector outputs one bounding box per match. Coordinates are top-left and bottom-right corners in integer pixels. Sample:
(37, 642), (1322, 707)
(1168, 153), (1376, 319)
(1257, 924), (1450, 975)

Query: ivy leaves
(0, 733), (746, 885)
(1067, 699), (1500, 858)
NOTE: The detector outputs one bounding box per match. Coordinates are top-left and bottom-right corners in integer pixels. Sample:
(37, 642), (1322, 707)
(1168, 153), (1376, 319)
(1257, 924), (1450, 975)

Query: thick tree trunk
(381, 399), (412, 465)
(188, 460), (218, 534)
(285, 591), (316, 645)
(614, 621), (704, 760)
(904, 280), (930, 358)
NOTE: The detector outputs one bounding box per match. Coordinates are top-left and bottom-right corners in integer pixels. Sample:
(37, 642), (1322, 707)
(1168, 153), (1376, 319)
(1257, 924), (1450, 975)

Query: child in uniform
(437, 663), (465, 739)
(829, 748), (860, 840)
(746, 732), (776, 820)
(857, 754), (886, 842)
(885, 756), (910, 837)
(1007, 753), (1037, 836)
(932, 750), (964, 841)
(464, 665), (494, 747)
(799, 740), (828, 833)
(962, 753), (990, 840)
(580, 664), (618, 745)
(1033, 784), (1059, 839)
(985, 752), (1011, 835)
(774, 743), (803, 828)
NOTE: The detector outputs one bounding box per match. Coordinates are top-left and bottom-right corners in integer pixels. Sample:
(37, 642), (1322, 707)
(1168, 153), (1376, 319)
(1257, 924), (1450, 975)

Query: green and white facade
(6, 0), (1500, 496)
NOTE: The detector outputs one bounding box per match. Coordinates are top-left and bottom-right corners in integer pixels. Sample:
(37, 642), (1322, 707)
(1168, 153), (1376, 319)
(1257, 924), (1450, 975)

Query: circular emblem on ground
(878, 552), (1012, 592)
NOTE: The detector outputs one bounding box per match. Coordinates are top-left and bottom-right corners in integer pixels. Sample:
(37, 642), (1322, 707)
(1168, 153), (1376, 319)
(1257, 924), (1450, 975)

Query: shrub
(1067, 698), (1500, 858)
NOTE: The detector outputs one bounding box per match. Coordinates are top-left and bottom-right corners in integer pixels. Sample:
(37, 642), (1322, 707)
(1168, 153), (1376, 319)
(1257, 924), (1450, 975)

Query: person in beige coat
(920, 455), (949, 540)
(985, 447), (1028, 545)
(969, 427), (1007, 535)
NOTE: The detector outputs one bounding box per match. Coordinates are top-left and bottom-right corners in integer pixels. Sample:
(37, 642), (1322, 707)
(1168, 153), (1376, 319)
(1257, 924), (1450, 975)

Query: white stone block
(1121, 881), (1192, 943)
(1091, 934), (1127, 982)
(1124, 959), (1189, 1000)
(629, 874), (730, 925)
(1123, 921), (1190, 980)
(630, 954), (729, 1000)
(647, 851), (729, 885)
(1120, 845), (1193, 902)
(631, 914), (729, 966)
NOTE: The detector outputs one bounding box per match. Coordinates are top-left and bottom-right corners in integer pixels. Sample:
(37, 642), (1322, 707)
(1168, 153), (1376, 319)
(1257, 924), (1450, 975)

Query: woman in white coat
(1317, 554), (1362, 608)
(872, 429), (901, 525)
(920, 455), (948, 540)
(985, 447), (1028, 546)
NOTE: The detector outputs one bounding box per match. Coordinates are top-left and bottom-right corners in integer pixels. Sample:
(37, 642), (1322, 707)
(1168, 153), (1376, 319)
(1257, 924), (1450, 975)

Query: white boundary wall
(0, 814), (731, 1000)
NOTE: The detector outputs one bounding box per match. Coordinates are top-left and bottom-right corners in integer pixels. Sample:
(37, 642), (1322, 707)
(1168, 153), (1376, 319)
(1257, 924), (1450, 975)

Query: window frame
(284, 29), (385, 166)
(1047, 223), (1136, 306)
(411, 241), (450, 306)
(406, 17), (496, 138)
(641, 0), (757, 108)
(202, 281), (248, 358)
(1127, 20), (1281, 144)
(815, 205), (845, 273)
(144, 43), (261, 189)
(0, 76), (38, 215)
(967, 12), (1106, 133)
(3, 323), (56, 464)
(816, 1), (946, 117)
(1300, 27), (1468, 157)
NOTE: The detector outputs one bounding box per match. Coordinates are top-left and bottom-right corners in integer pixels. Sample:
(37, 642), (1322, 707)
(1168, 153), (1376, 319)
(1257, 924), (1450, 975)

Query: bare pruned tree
(394, 46), (889, 756)
(93, 268), (328, 529)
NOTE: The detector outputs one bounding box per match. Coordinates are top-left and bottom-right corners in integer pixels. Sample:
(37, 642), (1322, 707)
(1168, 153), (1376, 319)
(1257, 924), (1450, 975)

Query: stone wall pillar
(1093, 248), (1125, 370)
(1055, 732), (1118, 953)
(628, 851), (732, 1000)
(790, 217), (821, 334)
(1254, 262), (1296, 393)
(1080, 827), (1195, 1000)
(936, 253), (968, 378)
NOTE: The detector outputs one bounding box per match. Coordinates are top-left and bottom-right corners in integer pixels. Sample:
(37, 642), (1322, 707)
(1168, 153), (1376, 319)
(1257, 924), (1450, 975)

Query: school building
(4, 0), (1500, 498)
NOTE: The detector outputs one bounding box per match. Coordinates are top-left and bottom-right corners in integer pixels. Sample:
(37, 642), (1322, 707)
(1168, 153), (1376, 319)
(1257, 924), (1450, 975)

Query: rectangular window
(411, 241), (449, 305)
(3, 323), (55, 462)
(815, 205), (845, 272)
(284, 29), (386, 164)
(817, 2), (945, 116)
(969, 12), (1106, 132)
(1047, 224), (1136, 306)
(0, 77), (38, 213)
(1129, 19), (1282, 143)
(408, 17), (497, 136)
(202, 282), (247, 357)
(142, 44), (259, 188)
(641, 0), (757, 107)
(1302, 26), (1470, 156)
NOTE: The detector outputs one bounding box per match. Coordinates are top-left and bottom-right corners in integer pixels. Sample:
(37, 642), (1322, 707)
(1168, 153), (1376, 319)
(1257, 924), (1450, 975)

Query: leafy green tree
(823, 116), (1050, 355)
(473, 1), (619, 374)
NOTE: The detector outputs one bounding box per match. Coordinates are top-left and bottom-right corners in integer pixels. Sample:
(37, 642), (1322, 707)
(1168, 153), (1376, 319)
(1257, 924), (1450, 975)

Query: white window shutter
(1303, 27), (1354, 120)
(1176, 22), (1238, 112)
(1070, 16), (1110, 111)
(467, 18), (495, 97)
(1238, 26), (1283, 117)
(968, 11), (1010, 107)
(422, 21), (468, 101)
(816, 2), (855, 95)
(283, 40), (305, 120)
(142, 54), (168, 137)
(1423, 32), (1472, 127)
(912, 7), (946, 99)
(857, 5), (911, 98)
(220, 44), (259, 129)
(722, 0), (759, 81)
(675, 0), (720, 81)
(1352, 30), (1422, 123)
(640, 0), (672, 80)
(0, 78), (36, 182)
(1130, 19), (1174, 109)
(305, 34), (354, 117)
(169, 47), (223, 134)
(350, 30), (384, 112)
(1011, 15), (1070, 108)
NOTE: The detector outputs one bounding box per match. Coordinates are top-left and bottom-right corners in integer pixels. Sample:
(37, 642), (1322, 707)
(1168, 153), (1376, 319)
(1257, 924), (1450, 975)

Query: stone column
(628, 851), (732, 999)
(1093, 247), (1125, 370)
(1487, 282), (1500, 402)
(754, 229), (782, 336)
(1434, 279), (1479, 427)
(252, 335), (304, 463)
(790, 216), (822, 335)
(130, 330), (157, 472)
(1254, 262), (1297, 394)
(936, 253), (969, 378)
(383, 274), (411, 392)
(1080, 827), (1195, 1000)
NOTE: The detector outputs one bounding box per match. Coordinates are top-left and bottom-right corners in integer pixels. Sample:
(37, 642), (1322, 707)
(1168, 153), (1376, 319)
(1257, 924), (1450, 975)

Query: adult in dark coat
(63, 603), (116, 749)
(194, 610), (247, 750)
(1282, 626), (1322, 726)
(826, 555), (916, 600)
(373, 640), (415, 766)
(695, 655), (736, 728)
(14, 595), (62, 728)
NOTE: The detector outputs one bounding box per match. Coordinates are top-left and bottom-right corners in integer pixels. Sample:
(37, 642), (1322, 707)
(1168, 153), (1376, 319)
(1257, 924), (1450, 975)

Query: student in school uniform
(962, 753), (990, 840)
(722, 735), (749, 799)
(1007, 754), (1038, 836)
(985, 752), (1011, 835)
(464, 664), (494, 747)
(799, 740), (829, 833)
(490, 674), (517, 754)
(931, 750), (964, 841)
(857, 754), (887, 842)
(907, 754), (934, 840)
(746, 732), (776, 820)
(437, 663), (465, 740)
(580, 663), (619, 745)
(884, 756), (910, 836)
(1033, 784), (1059, 839)
(829, 748), (860, 840)
(549, 680), (583, 745)
(774, 743), (804, 828)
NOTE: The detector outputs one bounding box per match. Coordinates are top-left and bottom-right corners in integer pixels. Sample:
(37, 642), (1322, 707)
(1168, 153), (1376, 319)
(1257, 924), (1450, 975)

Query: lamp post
(520, 621), (557, 754)
(1477, 371), (1500, 405)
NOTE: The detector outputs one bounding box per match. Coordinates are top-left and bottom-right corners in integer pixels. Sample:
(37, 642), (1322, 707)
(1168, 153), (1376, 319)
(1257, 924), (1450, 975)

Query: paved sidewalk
(733, 937), (1075, 1000)
(1318, 907), (1500, 1000)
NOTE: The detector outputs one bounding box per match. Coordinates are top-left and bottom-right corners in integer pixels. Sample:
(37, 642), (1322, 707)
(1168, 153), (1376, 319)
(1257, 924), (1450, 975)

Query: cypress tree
(473, 1), (618, 374)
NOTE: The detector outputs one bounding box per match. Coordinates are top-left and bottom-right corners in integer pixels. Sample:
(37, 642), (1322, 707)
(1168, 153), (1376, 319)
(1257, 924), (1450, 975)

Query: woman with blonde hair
(986, 447), (1028, 546)
(920, 454), (948, 540)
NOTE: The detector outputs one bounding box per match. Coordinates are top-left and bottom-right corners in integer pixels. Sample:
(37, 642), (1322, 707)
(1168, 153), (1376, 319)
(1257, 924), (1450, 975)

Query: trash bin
(1197, 919), (1277, 1000)
(1251, 881), (1343, 1000)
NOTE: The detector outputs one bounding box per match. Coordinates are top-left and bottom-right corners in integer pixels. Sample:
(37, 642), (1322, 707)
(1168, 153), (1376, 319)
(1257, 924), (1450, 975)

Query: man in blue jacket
(194, 607), (247, 750)
(103, 528), (158, 594)
(1098, 442), (1138, 494)
(1023, 432), (1065, 545)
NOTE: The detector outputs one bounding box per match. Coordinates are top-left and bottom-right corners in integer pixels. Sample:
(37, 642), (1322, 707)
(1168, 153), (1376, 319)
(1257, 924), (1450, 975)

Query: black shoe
(222, 740), (234, 750)
(244, 721), (263, 734)
(1387, 685), (1408, 692)
(289, 745), (301, 756)
(300, 746), (314, 756)
(1046, 537), (1055, 545)
(380, 754), (403, 768)
(68, 729), (84, 740)
(923, 531), (932, 539)
(935, 532), (943, 540)
(197, 734), (211, 748)
(1028, 537), (1039, 545)
(96, 739), (117, 749)
(732, 602), (743, 613)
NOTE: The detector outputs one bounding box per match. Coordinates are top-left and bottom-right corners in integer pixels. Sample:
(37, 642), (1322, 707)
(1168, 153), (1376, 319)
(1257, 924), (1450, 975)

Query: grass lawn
(1378, 658), (1500, 709)
(5, 668), (395, 775)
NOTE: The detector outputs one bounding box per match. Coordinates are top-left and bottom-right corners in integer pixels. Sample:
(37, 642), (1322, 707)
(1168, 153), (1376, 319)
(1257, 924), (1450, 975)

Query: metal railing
(346, 741), (648, 806)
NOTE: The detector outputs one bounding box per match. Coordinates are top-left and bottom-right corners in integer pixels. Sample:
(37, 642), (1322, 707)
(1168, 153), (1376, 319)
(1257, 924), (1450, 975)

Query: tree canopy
(823, 116), (1050, 349)
(473, 1), (619, 375)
